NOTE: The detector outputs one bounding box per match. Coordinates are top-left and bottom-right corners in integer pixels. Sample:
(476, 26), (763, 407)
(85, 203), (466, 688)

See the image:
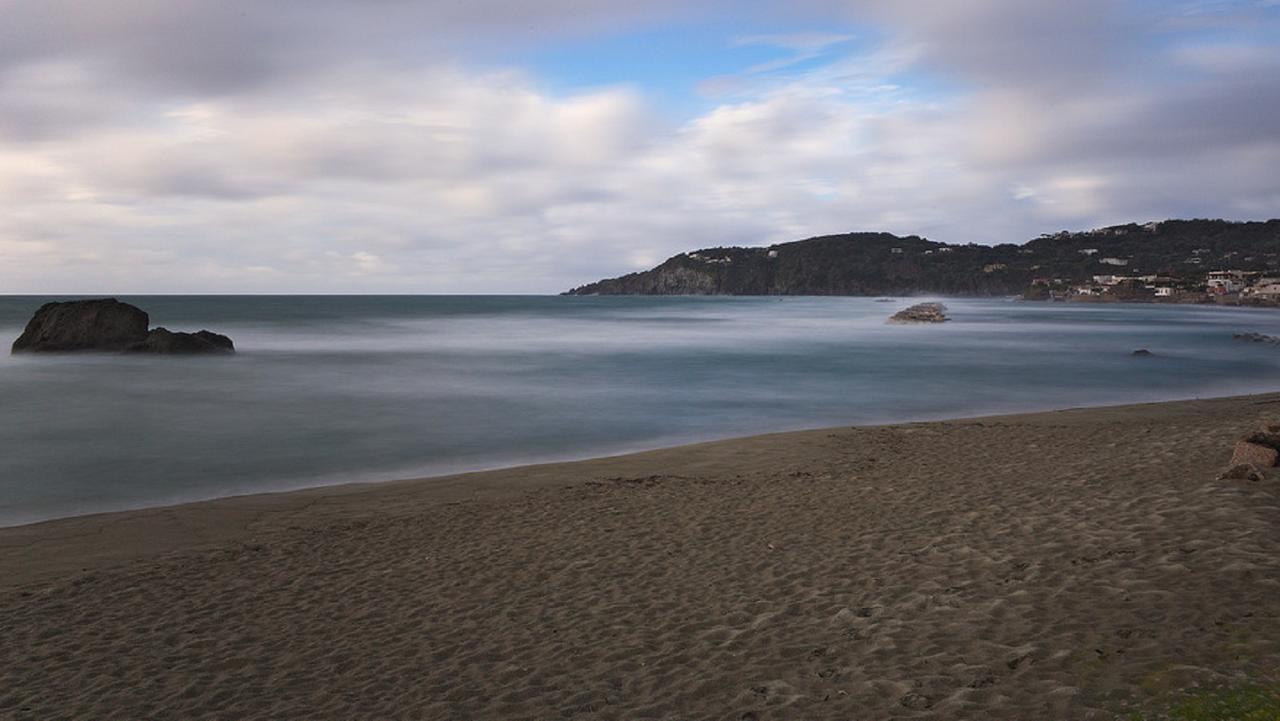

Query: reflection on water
(2, 295), (1279, 526)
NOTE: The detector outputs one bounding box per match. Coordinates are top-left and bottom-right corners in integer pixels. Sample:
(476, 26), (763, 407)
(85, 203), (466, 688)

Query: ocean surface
(3, 295), (1280, 527)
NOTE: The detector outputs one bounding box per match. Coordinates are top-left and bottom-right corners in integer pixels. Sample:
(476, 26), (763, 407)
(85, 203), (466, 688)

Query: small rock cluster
(1219, 423), (1280, 481)
(889, 302), (949, 324)
(1233, 332), (1280, 344)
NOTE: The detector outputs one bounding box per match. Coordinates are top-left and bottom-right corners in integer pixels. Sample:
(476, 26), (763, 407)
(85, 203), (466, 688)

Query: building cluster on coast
(1029, 267), (1280, 306)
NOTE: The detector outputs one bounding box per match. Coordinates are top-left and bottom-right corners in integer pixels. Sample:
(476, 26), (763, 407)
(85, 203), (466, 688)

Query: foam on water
(2, 295), (1279, 526)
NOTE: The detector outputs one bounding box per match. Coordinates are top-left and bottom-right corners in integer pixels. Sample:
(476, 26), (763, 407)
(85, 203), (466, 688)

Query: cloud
(0, 0), (1278, 292)
(0, 0), (733, 108)
(731, 33), (857, 74)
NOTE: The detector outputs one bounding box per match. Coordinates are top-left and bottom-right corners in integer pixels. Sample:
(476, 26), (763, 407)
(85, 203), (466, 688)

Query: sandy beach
(2, 394), (1278, 720)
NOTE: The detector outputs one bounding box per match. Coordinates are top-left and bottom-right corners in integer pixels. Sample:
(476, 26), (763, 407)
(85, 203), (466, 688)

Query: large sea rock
(11, 299), (150, 352)
(889, 302), (950, 324)
(11, 299), (234, 355)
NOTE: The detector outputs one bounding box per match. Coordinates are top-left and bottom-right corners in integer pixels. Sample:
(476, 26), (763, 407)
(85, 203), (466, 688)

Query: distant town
(1026, 268), (1280, 305)
(1023, 224), (1280, 306)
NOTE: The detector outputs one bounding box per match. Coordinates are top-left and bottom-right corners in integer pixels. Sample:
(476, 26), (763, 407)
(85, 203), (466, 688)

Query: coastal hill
(564, 219), (1280, 296)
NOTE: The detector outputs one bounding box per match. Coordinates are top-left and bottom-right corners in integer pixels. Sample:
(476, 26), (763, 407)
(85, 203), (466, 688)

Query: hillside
(563, 220), (1280, 296)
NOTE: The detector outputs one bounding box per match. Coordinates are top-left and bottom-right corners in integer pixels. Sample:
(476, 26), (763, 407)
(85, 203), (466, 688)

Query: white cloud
(0, 0), (1278, 292)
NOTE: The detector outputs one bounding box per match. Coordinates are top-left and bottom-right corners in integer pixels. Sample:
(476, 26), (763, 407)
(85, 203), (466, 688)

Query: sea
(3, 295), (1279, 527)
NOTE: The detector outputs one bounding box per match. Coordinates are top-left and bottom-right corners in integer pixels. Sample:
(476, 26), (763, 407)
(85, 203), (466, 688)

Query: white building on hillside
(1207, 271), (1244, 294)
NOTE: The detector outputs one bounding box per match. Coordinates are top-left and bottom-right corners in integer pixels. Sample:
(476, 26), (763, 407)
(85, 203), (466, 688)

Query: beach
(2, 394), (1278, 720)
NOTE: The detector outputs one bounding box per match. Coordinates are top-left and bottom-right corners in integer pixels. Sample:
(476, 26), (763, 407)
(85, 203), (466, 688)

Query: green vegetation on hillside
(564, 219), (1280, 296)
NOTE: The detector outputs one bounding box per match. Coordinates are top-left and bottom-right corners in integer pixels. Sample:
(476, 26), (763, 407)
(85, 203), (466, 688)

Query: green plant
(1123, 683), (1280, 721)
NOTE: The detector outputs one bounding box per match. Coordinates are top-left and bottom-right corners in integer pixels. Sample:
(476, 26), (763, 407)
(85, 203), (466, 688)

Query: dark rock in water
(11, 298), (234, 355)
(889, 302), (949, 324)
(1131, 349), (1154, 357)
(11, 298), (149, 353)
(1233, 332), (1280, 344)
(128, 328), (234, 354)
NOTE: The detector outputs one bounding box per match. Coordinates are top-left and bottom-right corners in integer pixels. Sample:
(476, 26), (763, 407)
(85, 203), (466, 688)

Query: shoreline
(1, 390), (1276, 584)
(4, 392), (1279, 719)
(0, 389), (1251, 532)
(6, 294), (1280, 535)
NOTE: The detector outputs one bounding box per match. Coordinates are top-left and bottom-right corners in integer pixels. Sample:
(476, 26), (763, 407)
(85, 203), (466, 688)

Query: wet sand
(2, 394), (1279, 720)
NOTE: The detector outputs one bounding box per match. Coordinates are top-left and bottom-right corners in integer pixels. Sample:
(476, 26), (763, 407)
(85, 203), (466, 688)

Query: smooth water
(2, 295), (1279, 527)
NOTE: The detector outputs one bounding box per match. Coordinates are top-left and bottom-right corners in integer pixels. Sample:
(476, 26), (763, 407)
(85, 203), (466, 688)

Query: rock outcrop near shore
(1219, 422), (1280, 480)
(888, 302), (949, 323)
(11, 299), (235, 355)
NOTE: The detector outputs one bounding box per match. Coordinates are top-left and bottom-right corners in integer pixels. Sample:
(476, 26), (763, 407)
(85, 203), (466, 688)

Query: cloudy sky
(2, 0), (1278, 293)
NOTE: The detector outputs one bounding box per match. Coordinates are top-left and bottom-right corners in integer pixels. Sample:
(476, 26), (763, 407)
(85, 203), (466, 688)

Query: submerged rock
(129, 328), (234, 354)
(1233, 332), (1280, 344)
(10, 299), (234, 355)
(11, 299), (150, 353)
(889, 302), (949, 324)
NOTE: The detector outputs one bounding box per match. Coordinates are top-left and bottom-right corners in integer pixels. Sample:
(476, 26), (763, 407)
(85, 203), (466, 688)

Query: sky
(1, 0), (1278, 293)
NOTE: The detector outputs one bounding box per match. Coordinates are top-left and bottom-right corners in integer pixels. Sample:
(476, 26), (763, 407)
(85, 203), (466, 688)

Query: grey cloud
(0, 0), (703, 97)
(133, 164), (272, 200)
(826, 0), (1139, 92)
(1, 0), (1278, 293)
(0, 1), (289, 95)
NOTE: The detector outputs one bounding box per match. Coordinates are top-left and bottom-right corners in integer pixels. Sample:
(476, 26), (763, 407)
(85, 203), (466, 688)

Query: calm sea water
(2, 295), (1279, 527)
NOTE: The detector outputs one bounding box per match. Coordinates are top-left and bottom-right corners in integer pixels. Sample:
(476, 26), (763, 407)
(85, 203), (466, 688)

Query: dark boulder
(1250, 424), (1280, 449)
(11, 299), (234, 355)
(11, 298), (149, 353)
(128, 328), (235, 355)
